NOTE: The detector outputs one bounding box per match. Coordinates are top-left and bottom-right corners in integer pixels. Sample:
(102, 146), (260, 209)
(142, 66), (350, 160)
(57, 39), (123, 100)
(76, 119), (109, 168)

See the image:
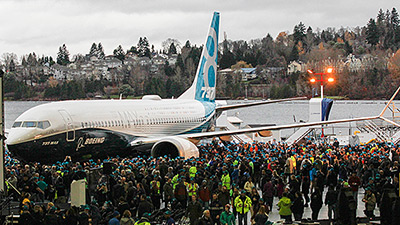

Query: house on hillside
(344, 54), (362, 72)
(104, 57), (122, 68)
(51, 64), (71, 80)
(167, 55), (177, 66)
(238, 68), (257, 81)
(152, 54), (167, 65)
(138, 57), (151, 66)
(287, 61), (305, 74)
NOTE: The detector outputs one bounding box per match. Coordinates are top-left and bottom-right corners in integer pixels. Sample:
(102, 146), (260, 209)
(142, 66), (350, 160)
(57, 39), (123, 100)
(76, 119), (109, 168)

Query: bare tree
(162, 38), (181, 54)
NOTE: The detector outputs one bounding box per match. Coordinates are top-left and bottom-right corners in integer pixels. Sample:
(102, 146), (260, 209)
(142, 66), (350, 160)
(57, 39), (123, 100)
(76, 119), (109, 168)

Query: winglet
(379, 85), (400, 117)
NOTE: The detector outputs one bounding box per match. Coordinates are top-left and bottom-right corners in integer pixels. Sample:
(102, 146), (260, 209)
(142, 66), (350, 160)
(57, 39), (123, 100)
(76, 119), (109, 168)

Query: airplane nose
(6, 129), (36, 145)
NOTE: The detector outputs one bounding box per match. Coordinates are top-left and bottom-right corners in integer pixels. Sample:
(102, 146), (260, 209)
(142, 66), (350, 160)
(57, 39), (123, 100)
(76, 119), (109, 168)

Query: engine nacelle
(151, 137), (199, 159)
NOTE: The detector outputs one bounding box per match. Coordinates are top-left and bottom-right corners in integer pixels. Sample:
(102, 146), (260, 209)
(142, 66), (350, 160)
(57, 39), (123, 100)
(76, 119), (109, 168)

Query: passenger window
(12, 122), (22, 128)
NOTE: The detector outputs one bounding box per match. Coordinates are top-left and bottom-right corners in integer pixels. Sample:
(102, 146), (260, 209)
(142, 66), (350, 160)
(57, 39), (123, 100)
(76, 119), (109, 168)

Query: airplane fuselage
(7, 98), (215, 162)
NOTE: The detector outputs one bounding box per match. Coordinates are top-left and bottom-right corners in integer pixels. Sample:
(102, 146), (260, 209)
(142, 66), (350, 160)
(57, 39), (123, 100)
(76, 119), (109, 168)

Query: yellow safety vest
(188, 183), (198, 196)
(221, 174), (231, 190)
(189, 166), (197, 178)
(234, 195), (252, 214)
(150, 180), (161, 195)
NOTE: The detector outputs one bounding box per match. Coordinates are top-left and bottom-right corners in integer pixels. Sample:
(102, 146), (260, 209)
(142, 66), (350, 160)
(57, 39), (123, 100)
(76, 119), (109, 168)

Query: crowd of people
(3, 138), (400, 225)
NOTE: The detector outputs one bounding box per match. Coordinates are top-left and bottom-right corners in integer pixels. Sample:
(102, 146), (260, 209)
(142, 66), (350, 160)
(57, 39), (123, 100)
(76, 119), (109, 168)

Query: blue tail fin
(178, 12), (219, 102)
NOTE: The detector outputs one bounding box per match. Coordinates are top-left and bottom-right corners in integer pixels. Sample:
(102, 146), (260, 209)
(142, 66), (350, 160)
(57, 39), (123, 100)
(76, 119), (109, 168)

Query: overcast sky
(0, 0), (398, 60)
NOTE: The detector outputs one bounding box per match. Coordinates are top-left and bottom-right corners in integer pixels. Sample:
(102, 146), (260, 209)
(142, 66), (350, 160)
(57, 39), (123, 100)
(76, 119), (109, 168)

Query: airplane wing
(216, 97), (307, 111)
(183, 85), (400, 140)
(180, 115), (380, 139)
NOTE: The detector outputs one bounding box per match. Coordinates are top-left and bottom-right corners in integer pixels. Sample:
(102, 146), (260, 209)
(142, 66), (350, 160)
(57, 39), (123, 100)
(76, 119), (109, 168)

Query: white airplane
(6, 12), (400, 163)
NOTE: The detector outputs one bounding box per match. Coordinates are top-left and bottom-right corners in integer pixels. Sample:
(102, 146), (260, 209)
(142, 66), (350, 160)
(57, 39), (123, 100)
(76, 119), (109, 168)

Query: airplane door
(59, 110), (75, 142)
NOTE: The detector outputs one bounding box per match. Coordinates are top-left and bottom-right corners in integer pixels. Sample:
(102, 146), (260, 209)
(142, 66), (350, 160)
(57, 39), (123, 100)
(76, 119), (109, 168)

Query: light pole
(307, 67), (334, 99)
(308, 67), (334, 138)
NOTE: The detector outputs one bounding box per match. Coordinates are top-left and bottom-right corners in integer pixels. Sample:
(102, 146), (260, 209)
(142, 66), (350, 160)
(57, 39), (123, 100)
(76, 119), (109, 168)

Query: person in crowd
(348, 172), (362, 205)
(197, 209), (213, 225)
(109, 211), (121, 225)
(174, 178), (188, 208)
(234, 189), (252, 225)
(244, 177), (255, 194)
(164, 210), (176, 225)
(186, 195), (203, 225)
(134, 212), (150, 225)
(220, 204), (235, 225)
(19, 205), (33, 225)
(291, 191), (304, 221)
(120, 210), (135, 225)
(325, 185), (337, 223)
(209, 193), (223, 225)
(137, 195), (153, 219)
(362, 187), (376, 220)
(277, 192), (292, 223)
(310, 187), (323, 221)
(163, 177), (174, 206)
(249, 187), (260, 217)
(44, 206), (62, 225)
(199, 180), (211, 208)
(253, 205), (268, 225)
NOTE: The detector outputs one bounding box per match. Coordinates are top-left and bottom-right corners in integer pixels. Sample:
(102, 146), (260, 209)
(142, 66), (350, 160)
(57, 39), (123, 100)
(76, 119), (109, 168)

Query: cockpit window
(18, 121), (51, 129)
(22, 121), (37, 128)
(37, 121), (51, 129)
(12, 121), (22, 128)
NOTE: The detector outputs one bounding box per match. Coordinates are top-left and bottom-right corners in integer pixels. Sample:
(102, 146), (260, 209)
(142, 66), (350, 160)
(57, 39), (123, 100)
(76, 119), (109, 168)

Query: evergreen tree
(391, 8), (400, 47)
(137, 37), (151, 57)
(293, 22), (306, 43)
(21, 57), (27, 67)
(57, 44), (70, 66)
(119, 84), (134, 97)
(89, 43), (98, 56)
(175, 54), (184, 71)
(164, 61), (174, 76)
(168, 43), (177, 55)
(185, 40), (191, 48)
(344, 40), (353, 54)
(366, 18), (379, 46)
(113, 45), (125, 62)
(127, 46), (138, 54)
(288, 45), (299, 62)
(220, 50), (236, 69)
(9, 59), (16, 72)
(97, 43), (105, 59)
(49, 56), (55, 66)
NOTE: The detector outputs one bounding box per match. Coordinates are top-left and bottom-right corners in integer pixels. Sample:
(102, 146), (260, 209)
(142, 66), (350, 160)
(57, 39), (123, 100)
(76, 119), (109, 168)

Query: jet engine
(151, 137), (199, 159)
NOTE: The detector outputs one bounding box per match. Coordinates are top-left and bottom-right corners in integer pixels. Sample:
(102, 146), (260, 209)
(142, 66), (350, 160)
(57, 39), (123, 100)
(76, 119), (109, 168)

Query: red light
(307, 69), (313, 74)
(327, 67), (333, 73)
(328, 77), (334, 82)
(310, 78), (316, 83)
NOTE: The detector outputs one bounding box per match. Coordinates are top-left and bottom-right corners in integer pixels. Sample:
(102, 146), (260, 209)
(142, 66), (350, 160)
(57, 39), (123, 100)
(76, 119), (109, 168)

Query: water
(5, 101), (48, 129)
(226, 100), (398, 137)
(4, 100), (398, 137)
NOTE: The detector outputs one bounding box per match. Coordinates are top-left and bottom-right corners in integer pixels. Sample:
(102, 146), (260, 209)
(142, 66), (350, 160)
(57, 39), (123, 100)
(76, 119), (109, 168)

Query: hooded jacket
(277, 196), (292, 216)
